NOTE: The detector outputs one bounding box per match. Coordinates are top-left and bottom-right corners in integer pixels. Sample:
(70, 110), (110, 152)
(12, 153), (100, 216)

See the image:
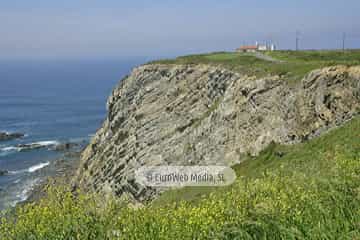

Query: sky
(0, 0), (359, 60)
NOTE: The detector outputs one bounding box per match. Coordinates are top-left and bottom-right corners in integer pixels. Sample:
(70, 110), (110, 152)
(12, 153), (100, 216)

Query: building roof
(239, 45), (258, 50)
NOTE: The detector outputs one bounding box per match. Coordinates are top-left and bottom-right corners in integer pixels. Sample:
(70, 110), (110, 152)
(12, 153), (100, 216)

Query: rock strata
(75, 64), (360, 202)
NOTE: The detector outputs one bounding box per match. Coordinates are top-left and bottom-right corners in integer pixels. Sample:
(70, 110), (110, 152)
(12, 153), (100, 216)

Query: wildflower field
(1, 117), (359, 239)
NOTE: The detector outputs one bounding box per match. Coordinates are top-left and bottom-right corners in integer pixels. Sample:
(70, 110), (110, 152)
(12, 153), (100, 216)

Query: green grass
(1, 117), (359, 239)
(154, 117), (360, 205)
(150, 50), (360, 83)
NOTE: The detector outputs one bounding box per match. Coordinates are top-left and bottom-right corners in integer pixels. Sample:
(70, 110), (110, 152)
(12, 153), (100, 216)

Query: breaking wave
(0, 146), (18, 157)
(9, 161), (50, 175)
(28, 162), (50, 173)
(13, 178), (40, 205)
(0, 140), (60, 157)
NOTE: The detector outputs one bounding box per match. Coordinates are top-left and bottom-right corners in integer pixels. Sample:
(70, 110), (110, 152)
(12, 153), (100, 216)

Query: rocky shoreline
(21, 151), (81, 204)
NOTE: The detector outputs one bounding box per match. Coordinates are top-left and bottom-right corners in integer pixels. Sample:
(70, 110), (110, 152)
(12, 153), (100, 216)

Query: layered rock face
(74, 64), (360, 201)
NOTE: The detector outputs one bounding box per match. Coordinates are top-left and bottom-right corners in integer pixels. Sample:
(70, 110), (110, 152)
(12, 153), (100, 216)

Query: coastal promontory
(74, 51), (360, 202)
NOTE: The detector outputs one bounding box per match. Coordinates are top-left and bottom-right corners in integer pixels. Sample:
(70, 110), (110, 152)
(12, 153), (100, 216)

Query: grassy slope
(153, 117), (360, 206)
(151, 50), (360, 83)
(1, 117), (359, 239)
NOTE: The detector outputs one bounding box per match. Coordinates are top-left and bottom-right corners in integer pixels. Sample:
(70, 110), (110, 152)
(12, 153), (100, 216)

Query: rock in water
(0, 170), (9, 176)
(16, 143), (47, 151)
(52, 143), (79, 151)
(74, 64), (360, 202)
(0, 132), (24, 141)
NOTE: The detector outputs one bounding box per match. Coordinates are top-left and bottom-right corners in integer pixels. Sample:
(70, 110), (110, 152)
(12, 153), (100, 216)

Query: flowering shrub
(1, 119), (360, 239)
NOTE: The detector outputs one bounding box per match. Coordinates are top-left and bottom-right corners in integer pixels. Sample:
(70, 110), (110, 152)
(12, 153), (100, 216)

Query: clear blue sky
(1, 0), (359, 59)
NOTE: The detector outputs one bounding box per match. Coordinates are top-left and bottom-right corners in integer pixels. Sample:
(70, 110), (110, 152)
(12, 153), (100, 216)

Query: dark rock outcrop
(0, 132), (24, 141)
(74, 64), (360, 202)
(14, 141), (82, 152)
(16, 143), (46, 151)
(52, 143), (80, 152)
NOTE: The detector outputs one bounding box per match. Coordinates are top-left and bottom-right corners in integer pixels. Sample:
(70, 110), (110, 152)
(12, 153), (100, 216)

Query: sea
(0, 58), (145, 210)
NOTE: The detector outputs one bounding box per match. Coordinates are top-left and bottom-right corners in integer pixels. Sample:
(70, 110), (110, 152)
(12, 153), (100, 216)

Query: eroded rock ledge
(74, 64), (360, 201)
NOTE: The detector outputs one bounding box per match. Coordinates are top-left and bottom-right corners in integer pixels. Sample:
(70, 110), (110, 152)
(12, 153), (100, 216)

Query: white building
(256, 42), (276, 51)
(236, 42), (276, 52)
(258, 45), (268, 51)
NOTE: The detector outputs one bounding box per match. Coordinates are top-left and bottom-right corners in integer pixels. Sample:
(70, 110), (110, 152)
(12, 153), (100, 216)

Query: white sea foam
(9, 161), (50, 175)
(32, 140), (59, 146)
(13, 179), (21, 184)
(0, 140), (60, 156)
(13, 178), (40, 205)
(1, 146), (19, 151)
(0, 146), (20, 157)
(28, 162), (50, 173)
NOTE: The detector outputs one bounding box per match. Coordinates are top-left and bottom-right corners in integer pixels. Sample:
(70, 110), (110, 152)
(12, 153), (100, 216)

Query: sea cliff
(74, 60), (360, 202)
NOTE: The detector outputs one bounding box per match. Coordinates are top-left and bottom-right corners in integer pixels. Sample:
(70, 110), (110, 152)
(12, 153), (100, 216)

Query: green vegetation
(1, 117), (359, 239)
(150, 50), (360, 83)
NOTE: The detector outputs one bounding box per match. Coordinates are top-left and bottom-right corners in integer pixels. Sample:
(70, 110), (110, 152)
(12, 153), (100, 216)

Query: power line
(342, 32), (346, 52)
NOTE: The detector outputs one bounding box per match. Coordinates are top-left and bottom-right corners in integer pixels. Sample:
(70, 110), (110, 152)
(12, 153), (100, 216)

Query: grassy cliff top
(150, 50), (360, 82)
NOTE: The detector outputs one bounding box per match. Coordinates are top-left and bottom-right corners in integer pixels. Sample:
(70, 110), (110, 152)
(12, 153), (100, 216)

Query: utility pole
(296, 31), (300, 51)
(342, 32), (346, 52)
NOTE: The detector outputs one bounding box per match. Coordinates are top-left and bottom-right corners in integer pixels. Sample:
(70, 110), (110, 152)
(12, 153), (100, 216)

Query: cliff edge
(74, 62), (360, 201)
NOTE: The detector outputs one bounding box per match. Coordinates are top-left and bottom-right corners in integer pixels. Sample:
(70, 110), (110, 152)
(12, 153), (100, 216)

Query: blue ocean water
(0, 58), (144, 209)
